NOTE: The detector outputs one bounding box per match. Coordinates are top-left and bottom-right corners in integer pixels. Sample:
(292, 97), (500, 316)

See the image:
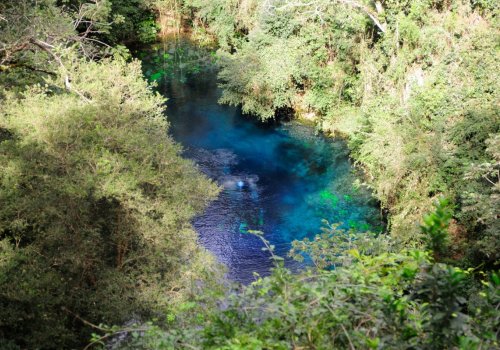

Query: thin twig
(341, 324), (356, 350)
(62, 307), (109, 332)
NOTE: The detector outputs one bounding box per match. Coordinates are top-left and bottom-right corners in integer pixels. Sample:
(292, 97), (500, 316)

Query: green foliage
(0, 57), (219, 348)
(0, 0), (75, 91)
(137, 18), (160, 43)
(118, 226), (499, 349)
(414, 263), (473, 349)
(183, 0), (249, 50)
(218, 36), (303, 118)
(64, 0), (160, 45)
(462, 134), (500, 266)
(104, 0), (158, 44)
(289, 221), (393, 269)
(471, 0), (499, 12)
(421, 198), (453, 259)
(141, 36), (217, 84)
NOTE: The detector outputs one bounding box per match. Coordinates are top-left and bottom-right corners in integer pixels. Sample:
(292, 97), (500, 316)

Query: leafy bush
(137, 18), (160, 43)
(0, 57), (219, 348)
(115, 205), (499, 349)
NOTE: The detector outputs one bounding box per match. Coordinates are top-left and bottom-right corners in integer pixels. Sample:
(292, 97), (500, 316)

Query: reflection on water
(140, 39), (382, 284)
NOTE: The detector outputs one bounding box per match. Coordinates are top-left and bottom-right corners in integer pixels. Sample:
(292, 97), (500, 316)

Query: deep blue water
(140, 40), (381, 283)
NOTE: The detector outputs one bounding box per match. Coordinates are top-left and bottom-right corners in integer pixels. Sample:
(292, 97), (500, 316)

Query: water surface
(140, 40), (381, 283)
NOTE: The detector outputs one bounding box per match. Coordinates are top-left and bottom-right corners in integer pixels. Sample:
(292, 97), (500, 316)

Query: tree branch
(265, 0), (386, 33)
(0, 62), (57, 76)
(342, 0), (386, 33)
(29, 38), (91, 103)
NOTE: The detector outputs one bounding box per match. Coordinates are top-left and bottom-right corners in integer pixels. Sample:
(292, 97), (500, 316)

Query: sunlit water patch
(139, 39), (382, 283)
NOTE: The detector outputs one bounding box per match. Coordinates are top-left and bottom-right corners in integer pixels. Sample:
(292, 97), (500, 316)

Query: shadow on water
(138, 37), (382, 284)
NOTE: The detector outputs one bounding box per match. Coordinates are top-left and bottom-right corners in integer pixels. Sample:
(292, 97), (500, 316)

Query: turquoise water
(140, 40), (381, 283)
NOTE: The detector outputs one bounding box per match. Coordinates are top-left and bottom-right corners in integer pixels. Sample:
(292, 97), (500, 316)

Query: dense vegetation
(119, 204), (500, 349)
(0, 1), (220, 348)
(0, 0), (498, 349)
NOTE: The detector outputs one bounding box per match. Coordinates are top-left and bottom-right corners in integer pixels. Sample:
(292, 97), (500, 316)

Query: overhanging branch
(264, 0), (386, 33)
(29, 38), (91, 103)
